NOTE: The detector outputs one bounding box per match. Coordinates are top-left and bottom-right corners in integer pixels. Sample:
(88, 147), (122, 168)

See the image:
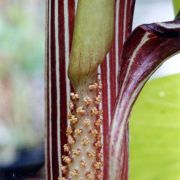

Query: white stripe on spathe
(115, 0), (120, 97)
(110, 63), (163, 179)
(64, 0), (70, 110)
(109, 32), (150, 179)
(110, 29), (167, 178)
(48, 0), (53, 179)
(55, 0), (61, 177)
(111, 32), (150, 143)
(106, 53), (111, 124)
(109, 77), (147, 179)
(75, 0), (78, 14)
(118, 33), (150, 101)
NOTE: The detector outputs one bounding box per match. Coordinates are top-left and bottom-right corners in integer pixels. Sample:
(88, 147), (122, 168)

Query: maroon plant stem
(110, 19), (180, 180)
(46, 0), (71, 179)
(47, 0), (59, 179)
(104, 0), (135, 179)
(46, 0), (135, 179)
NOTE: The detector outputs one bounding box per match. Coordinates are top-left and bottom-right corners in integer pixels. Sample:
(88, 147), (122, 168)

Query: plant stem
(60, 1), (114, 179)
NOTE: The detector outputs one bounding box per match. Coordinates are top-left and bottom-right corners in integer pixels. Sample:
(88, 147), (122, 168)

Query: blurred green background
(0, 0), (45, 159)
(130, 74), (180, 180)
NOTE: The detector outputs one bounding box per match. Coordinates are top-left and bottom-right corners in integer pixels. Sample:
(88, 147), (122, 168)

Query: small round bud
(70, 169), (79, 177)
(69, 115), (78, 125)
(94, 140), (102, 148)
(70, 93), (79, 100)
(89, 83), (99, 91)
(84, 96), (93, 106)
(76, 106), (85, 116)
(81, 136), (90, 146)
(91, 107), (99, 116)
(74, 128), (83, 136)
(94, 119), (102, 127)
(93, 161), (103, 170)
(87, 151), (96, 158)
(63, 144), (70, 152)
(72, 148), (81, 156)
(85, 172), (94, 180)
(62, 155), (72, 164)
(66, 127), (73, 136)
(94, 95), (101, 105)
(89, 129), (98, 137)
(68, 135), (75, 145)
(83, 119), (91, 127)
(80, 160), (87, 168)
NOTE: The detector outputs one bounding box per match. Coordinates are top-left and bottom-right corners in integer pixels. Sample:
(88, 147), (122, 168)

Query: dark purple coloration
(110, 19), (180, 180)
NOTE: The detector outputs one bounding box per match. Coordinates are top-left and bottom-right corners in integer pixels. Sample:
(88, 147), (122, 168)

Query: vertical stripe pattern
(110, 21), (180, 180)
(46, 0), (135, 179)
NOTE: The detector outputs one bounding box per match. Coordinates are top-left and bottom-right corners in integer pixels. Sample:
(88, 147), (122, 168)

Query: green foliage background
(173, 0), (180, 16)
(0, 0), (45, 148)
(0, 1), (44, 76)
(130, 74), (180, 180)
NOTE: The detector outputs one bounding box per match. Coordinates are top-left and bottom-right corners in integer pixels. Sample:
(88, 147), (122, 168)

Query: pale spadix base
(65, 1), (114, 179)
(60, 78), (103, 180)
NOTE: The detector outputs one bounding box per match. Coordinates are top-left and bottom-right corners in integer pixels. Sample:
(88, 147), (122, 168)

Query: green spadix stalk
(68, 0), (114, 88)
(61, 1), (114, 179)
